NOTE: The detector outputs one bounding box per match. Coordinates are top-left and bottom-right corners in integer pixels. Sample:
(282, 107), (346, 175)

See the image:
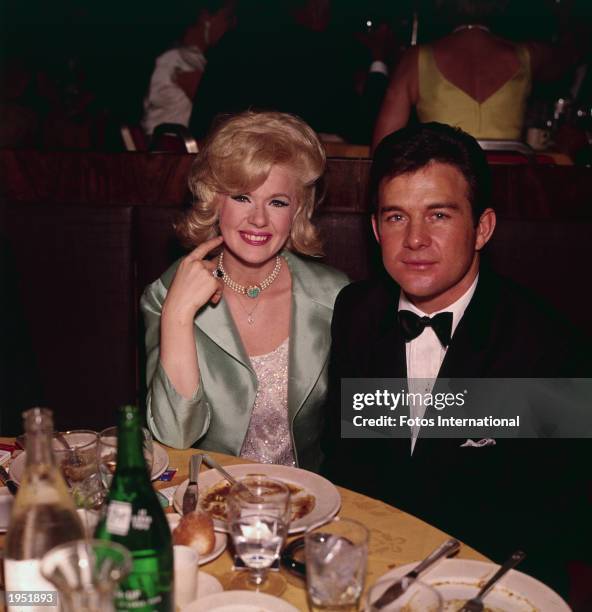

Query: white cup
(174, 544), (199, 607)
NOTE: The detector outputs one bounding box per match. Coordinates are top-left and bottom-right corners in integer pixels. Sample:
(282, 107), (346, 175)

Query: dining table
(0, 437), (489, 610)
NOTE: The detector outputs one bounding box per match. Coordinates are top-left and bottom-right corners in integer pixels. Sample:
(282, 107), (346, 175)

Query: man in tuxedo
(322, 123), (590, 597)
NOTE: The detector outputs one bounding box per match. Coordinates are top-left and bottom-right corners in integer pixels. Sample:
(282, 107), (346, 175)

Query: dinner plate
(173, 463), (341, 535)
(181, 590), (299, 612)
(167, 513), (228, 565)
(9, 443), (169, 485)
(196, 572), (223, 599)
(371, 559), (569, 612)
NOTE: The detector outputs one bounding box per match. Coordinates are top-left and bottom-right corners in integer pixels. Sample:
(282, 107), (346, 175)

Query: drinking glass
(174, 544), (200, 607)
(41, 539), (132, 612)
(224, 475), (291, 595)
(52, 430), (99, 486)
(305, 517), (369, 611)
(365, 577), (443, 611)
(51, 430), (109, 512)
(97, 426), (153, 488)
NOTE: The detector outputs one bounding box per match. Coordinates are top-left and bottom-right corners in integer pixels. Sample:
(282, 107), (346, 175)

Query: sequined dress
(240, 338), (295, 466)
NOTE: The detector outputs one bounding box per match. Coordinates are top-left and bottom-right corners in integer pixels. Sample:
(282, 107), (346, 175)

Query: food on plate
(200, 475), (316, 522)
(60, 458), (96, 482)
(441, 603), (499, 612)
(172, 510), (216, 555)
(446, 603), (507, 612)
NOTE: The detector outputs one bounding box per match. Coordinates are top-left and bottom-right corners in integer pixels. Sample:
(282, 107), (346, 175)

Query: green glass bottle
(94, 406), (173, 612)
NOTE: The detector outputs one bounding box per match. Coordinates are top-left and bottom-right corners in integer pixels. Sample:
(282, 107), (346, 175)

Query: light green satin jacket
(141, 251), (349, 472)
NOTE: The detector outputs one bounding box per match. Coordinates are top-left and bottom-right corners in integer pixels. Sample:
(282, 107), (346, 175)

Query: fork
(458, 550), (526, 612)
(201, 453), (262, 502)
(54, 431), (83, 467)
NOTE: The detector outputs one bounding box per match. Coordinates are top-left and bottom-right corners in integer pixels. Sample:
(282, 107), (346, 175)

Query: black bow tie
(398, 310), (453, 347)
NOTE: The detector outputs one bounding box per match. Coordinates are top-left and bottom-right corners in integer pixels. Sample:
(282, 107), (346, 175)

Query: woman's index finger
(190, 235), (224, 260)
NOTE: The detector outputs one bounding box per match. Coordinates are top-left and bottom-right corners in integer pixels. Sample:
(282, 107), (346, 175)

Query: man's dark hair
(369, 122), (492, 224)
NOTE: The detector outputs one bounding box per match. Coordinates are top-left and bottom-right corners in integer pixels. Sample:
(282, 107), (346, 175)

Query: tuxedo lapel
(373, 315), (407, 378)
(365, 277), (407, 378)
(437, 271), (500, 378)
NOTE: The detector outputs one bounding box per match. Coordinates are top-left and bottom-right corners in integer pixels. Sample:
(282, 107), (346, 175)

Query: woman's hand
(159, 236), (223, 399)
(162, 236), (224, 326)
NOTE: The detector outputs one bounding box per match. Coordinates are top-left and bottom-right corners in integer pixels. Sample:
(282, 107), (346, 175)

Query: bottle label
(3, 560), (58, 612)
(115, 577), (171, 611)
(106, 500), (132, 535)
(115, 588), (163, 610)
(131, 509), (153, 531)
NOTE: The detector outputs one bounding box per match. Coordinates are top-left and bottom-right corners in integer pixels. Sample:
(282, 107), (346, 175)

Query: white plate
(197, 572), (223, 599)
(181, 590), (298, 612)
(167, 513), (228, 565)
(9, 443), (169, 485)
(371, 559), (569, 612)
(173, 463), (341, 535)
(151, 443), (169, 480)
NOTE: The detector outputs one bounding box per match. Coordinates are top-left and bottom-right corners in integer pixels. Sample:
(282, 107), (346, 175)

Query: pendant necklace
(236, 296), (261, 325)
(214, 252), (282, 299)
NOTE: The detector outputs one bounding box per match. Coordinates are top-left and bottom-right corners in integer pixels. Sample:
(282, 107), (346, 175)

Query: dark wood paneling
(2, 151), (591, 219)
(3, 205), (136, 431)
(0, 151), (194, 206)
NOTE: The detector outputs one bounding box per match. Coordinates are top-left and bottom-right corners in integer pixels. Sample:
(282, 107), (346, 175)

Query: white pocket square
(460, 438), (496, 448)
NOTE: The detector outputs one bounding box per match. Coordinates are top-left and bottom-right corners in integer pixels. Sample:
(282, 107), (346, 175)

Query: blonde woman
(141, 111), (348, 471)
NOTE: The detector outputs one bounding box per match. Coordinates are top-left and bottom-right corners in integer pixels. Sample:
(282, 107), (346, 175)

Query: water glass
(53, 430), (99, 486)
(365, 577), (443, 611)
(41, 539), (132, 612)
(97, 426), (153, 488)
(305, 517), (369, 611)
(225, 475), (291, 595)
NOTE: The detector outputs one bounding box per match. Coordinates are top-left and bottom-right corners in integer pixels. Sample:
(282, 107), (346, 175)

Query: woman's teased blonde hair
(177, 111), (326, 256)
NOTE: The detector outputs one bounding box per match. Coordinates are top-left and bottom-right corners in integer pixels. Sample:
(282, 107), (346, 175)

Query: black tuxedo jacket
(322, 269), (590, 596)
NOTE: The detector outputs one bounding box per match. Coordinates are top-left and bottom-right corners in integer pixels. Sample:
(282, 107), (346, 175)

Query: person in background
(189, 0), (381, 144)
(141, 111), (348, 472)
(372, 0), (582, 148)
(141, 0), (236, 137)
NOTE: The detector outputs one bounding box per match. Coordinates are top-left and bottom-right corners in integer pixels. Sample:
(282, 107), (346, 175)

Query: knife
(0, 464), (19, 495)
(181, 454), (202, 514)
(371, 538), (460, 609)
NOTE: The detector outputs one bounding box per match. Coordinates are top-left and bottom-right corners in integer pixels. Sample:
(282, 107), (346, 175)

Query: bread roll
(173, 510), (215, 556)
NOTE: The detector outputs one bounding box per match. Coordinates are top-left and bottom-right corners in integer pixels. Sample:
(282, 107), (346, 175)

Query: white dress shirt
(399, 275), (478, 451)
(142, 45), (207, 136)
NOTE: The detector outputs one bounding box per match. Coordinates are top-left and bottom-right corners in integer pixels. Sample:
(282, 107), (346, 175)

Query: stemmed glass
(97, 426), (154, 489)
(224, 475), (291, 595)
